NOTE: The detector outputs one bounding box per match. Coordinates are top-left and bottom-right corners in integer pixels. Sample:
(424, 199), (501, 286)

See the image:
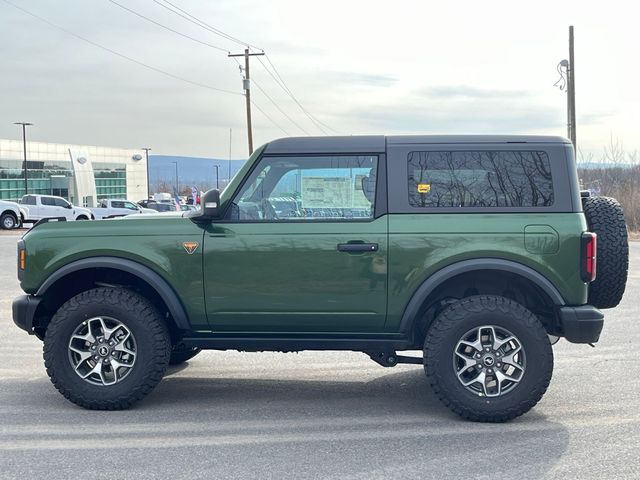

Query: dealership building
(0, 138), (148, 207)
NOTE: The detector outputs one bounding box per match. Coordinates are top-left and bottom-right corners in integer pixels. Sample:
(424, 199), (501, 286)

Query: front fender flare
(36, 256), (191, 330)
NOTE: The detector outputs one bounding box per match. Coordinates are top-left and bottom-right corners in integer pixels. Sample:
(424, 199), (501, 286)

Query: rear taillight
(581, 232), (597, 282)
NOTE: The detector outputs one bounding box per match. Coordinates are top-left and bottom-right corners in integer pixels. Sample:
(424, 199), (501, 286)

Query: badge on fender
(182, 241), (199, 254)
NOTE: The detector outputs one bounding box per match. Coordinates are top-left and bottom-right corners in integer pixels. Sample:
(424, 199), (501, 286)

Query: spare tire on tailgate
(582, 196), (628, 309)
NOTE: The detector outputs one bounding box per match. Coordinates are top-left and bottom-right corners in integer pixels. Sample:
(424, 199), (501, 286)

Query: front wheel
(1, 212), (17, 230)
(43, 288), (171, 410)
(424, 295), (553, 422)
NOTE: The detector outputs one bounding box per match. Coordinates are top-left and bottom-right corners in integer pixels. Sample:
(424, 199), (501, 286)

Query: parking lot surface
(0, 232), (639, 479)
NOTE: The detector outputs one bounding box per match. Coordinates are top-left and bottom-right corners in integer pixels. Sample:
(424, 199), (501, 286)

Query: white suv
(19, 195), (94, 223)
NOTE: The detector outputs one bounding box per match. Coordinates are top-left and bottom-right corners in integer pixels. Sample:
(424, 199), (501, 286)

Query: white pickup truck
(19, 195), (94, 223)
(0, 200), (27, 230)
(90, 199), (156, 219)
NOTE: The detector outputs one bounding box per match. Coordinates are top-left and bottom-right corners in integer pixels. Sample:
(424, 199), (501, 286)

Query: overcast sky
(1, 0), (638, 159)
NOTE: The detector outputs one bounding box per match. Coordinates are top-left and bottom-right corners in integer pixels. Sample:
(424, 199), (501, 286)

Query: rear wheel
(424, 295), (553, 422)
(582, 196), (628, 308)
(43, 287), (171, 410)
(1, 212), (17, 230)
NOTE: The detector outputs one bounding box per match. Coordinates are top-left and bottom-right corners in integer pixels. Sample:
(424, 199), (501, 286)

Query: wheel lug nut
(91, 346), (96, 350)
(485, 347), (490, 352)
(497, 363), (501, 367)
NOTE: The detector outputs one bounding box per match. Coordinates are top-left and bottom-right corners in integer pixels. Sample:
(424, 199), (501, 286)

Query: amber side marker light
(17, 240), (26, 278)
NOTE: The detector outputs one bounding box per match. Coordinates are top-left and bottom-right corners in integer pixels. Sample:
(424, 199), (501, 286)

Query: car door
(123, 201), (142, 215)
(203, 153), (388, 333)
(20, 195), (39, 220)
(109, 200), (128, 216)
(40, 196), (61, 218)
(52, 197), (74, 219)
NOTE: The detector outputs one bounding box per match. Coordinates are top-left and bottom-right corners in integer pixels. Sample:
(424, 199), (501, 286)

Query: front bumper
(12, 295), (41, 335)
(557, 305), (604, 343)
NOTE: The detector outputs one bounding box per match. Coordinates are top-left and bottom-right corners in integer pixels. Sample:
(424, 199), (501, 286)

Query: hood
(122, 211), (184, 220)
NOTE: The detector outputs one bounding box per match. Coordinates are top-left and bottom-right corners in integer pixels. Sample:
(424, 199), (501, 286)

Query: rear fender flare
(399, 258), (566, 333)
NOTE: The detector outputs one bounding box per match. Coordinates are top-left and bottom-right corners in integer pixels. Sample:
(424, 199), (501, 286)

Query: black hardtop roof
(263, 135), (570, 155)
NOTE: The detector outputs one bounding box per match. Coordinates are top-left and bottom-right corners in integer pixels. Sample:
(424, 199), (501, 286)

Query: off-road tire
(169, 346), (201, 365)
(424, 295), (553, 422)
(1, 212), (17, 230)
(582, 196), (628, 309)
(43, 287), (171, 410)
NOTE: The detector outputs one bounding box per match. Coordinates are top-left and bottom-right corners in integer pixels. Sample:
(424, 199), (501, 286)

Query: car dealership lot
(0, 232), (638, 480)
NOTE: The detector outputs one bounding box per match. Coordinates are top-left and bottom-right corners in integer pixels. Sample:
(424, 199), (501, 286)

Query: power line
(231, 57), (292, 139)
(1, 0), (242, 97)
(252, 78), (311, 135)
(151, 0), (261, 50)
(251, 100), (290, 136)
(106, 0), (229, 53)
(255, 54), (340, 135)
(266, 54), (341, 135)
(148, 0), (337, 135)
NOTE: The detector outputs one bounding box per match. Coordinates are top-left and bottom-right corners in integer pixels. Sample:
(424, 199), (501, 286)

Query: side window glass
(41, 197), (56, 206)
(124, 202), (138, 210)
(408, 151), (554, 208)
(54, 198), (69, 207)
(112, 201), (125, 209)
(232, 155), (378, 221)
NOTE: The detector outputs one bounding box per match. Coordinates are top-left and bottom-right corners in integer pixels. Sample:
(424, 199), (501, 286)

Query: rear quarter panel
(386, 212), (588, 331)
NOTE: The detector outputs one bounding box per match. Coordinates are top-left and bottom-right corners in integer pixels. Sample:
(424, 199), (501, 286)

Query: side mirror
(65, 204), (72, 209)
(200, 189), (221, 219)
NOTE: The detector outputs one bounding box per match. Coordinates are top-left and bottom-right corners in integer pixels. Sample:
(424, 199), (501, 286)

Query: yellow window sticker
(417, 183), (431, 194)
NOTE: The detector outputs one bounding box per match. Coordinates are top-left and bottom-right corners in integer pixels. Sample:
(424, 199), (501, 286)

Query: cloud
(418, 85), (531, 100)
(342, 92), (564, 135)
(319, 72), (397, 88)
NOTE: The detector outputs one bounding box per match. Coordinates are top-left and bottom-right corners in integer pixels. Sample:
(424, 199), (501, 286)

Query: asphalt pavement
(0, 231), (639, 479)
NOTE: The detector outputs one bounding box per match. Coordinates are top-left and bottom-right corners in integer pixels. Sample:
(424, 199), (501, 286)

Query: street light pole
(14, 122), (33, 195)
(142, 147), (151, 198)
(171, 161), (178, 193)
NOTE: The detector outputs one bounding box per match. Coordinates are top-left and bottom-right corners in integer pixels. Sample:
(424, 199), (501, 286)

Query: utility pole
(14, 122), (33, 195)
(228, 48), (265, 155)
(142, 147), (151, 198)
(568, 26), (577, 149)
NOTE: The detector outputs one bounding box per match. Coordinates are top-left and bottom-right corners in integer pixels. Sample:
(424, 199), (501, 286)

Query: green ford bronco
(12, 135), (629, 422)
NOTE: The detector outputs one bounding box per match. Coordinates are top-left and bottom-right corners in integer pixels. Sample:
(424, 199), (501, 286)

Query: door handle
(337, 242), (378, 253)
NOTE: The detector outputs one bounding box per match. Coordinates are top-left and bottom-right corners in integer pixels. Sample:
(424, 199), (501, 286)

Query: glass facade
(0, 139), (147, 204)
(0, 158), (73, 200)
(94, 163), (127, 200)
